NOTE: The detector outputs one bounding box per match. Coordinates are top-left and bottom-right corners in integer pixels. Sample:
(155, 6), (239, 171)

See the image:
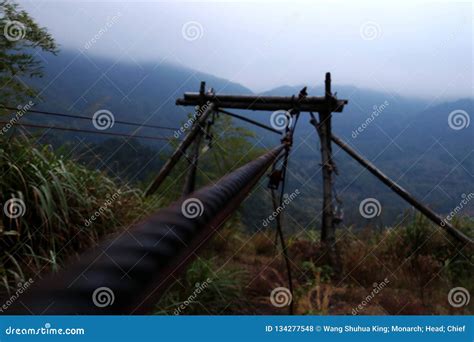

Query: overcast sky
(18, 0), (473, 99)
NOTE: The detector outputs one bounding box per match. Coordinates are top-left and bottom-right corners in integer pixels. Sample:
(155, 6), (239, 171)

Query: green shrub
(0, 137), (147, 294)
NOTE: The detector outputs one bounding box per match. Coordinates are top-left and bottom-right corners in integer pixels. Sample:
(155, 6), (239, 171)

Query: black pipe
(7, 144), (286, 315)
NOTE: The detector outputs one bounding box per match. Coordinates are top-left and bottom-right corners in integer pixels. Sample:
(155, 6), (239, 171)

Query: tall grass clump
(155, 257), (245, 315)
(0, 137), (147, 295)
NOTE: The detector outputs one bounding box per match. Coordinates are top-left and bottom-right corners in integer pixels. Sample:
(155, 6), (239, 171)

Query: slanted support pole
(182, 126), (203, 195)
(145, 84), (215, 197)
(182, 82), (207, 195)
(330, 134), (473, 245)
(318, 73), (336, 245)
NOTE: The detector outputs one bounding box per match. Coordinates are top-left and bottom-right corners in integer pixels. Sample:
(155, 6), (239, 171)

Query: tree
(0, 0), (58, 106)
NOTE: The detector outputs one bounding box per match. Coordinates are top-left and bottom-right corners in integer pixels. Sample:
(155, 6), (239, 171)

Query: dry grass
(177, 217), (473, 315)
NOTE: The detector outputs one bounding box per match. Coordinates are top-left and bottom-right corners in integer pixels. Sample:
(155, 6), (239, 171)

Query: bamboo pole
(318, 73), (336, 244)
(330, 134), (473, 245)
(176, 98), (347, 113)
(145, 102), (215, 197)
(182, 127), (203, 195)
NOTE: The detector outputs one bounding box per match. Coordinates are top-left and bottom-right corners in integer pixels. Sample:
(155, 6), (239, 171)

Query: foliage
(148, 113), (263, 206)
(155, 257), (244, 315)
(160, 216), (473, 315)
(0, 0), (58, 105)
(74, 138), (165, 183)
(0, 136), (148, 294)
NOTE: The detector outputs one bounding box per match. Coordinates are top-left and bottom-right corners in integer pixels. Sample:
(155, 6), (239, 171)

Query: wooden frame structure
(146, 73), (349, 252)
(146, 72), (472, 251)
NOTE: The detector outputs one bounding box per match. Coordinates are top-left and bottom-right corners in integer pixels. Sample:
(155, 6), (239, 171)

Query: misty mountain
(25, 49), (252, 138)
(15, 49), (474, 228)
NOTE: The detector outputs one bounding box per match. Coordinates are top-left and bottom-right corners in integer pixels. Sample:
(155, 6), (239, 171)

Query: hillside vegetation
(0, 131), (472, 315)
(157, 215), (473, 315)
(0, 136), (148, 294)
(0, 115), (263, 298)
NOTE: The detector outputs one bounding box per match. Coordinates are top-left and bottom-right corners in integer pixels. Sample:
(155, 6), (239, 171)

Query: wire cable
(0, 106), (178, 131)
(268, 110), (300, 315)
(217, 108), (282, 135)
(0, 120), (174, 141)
